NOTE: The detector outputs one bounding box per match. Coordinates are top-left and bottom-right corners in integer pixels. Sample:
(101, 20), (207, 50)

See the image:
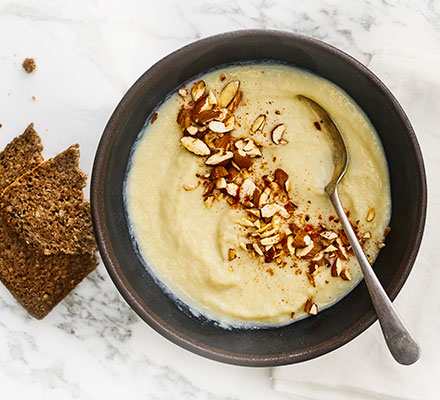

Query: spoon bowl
(297, 94), (421, 365)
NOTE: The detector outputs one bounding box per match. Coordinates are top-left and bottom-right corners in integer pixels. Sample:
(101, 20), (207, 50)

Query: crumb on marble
(22, 58), (36, 73)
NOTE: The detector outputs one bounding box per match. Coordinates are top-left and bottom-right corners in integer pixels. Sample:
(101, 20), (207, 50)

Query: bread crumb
(32, 96), (36, 101)
(22, 58), (36, 73)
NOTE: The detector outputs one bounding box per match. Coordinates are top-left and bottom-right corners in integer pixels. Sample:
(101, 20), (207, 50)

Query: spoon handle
(327, 187), (421, 365)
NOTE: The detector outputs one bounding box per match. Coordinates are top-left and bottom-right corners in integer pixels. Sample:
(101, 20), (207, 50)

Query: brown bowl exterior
(91, 30), (426, 366)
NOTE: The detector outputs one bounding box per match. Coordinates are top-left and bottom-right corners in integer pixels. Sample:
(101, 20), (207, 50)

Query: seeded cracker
(1, 145), (96, 255)
(0, 126), (97, 319)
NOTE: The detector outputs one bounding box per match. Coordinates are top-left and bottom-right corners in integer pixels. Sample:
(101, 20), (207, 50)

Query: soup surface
(125, 63), (391, 327)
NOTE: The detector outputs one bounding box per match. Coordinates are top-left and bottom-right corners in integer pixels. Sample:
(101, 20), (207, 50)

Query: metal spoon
(297, 95), (420, 365)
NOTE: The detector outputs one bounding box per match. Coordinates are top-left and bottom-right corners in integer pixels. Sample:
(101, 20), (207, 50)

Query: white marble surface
(0, 0), (438, 399)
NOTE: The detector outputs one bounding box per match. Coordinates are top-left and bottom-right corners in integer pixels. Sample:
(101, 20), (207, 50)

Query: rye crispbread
(1, 144), (96, 255)
(0, 123), (43, 189)
(0, 126), (97, 319)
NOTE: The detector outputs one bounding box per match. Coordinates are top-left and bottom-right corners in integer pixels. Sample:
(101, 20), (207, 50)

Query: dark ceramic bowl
(91, 30), (426, 366)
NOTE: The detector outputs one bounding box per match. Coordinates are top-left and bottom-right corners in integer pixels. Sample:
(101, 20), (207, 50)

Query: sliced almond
(183, 182), (200, 191)
(226, 182), (239, 197)
(177, 108), (192, 128)
(214, 133), (231, 149)
(366, 207), (375, 222)
(180, 137), (210, 156)
(191, 80), (206, 102)
(363, 231), (372, 239)
(210, 165), (228, 179)
(191, 96), (212, 120)
(260, 234), (282, 246)
(228, 248), (237, 261)
(274, 168), (289, 187)
(223, 115), (235, 131)
(237, 138), (262, 158)
(219, 80), (240, 107)
(271, 124), (287, 145)
(205, 150), (233, 165)
(324, 244), (338, 253)
(331, 258), (343, 277)
(295, 241), (314, 258)
(304, 299), (318, 315)
(209, 120), (230, 133)
(239, 179), (256, 204)
(320, 231), (338, 241)
(227, 91), (242, 112)
(250, 114), (266, 135)
(287, 235), (295, 255)
(258, 187), (271, 208)
(340, 268), (352, 281)
(216, 177), (227, 189)
(204, 195), (214, 209)
(312, 252), (326, 266)
(178, 88), (187, 98)
(276, 204), (290, 219)
(260, 204), (279, 218)
(292, 230), (311, 247)
(233, 150), (253, 169)
(204, 132), (218, 148)
(252, 243), (264, 256)
(238, 217), (255, 228)
(335, 238), (348, 260)
(185, 125), (199, 136)
(208, 89), (218, 105)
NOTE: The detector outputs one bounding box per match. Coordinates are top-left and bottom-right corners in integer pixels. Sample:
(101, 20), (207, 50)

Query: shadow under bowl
(91, 30), (426, 366)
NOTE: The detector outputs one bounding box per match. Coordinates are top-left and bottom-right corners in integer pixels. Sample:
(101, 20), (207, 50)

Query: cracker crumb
(22, 58), (36, 73)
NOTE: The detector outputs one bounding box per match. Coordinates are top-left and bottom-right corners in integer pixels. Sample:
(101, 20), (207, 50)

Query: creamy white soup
(125, 63), (391, 327)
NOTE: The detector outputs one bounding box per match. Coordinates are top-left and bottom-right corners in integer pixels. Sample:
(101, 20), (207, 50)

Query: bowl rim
(91, 29), (427, 366)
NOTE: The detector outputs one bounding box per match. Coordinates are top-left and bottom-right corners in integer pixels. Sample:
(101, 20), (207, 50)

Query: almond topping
(183, 182), (200, 191)
(363, 232), (372, 239)
(258, 187), (271, 208)
(250, 114), (266, 135)
(210, 165), (228, 179)
(191, 80), (206, 102)
(209, 120), (230, 133)
(208, 89), (218, 105)
(185, 125), (199, 136)
(378, 243), (386, 249)
(260, 234), (282, 246)
(191, 96), (212, 120)
(177, 108), (192, 128)
(228, 248), (237, 261)
(274, 168), (289, 187)
(340, 268), (352, 281)
(180, 137), (211, 156)
(366, 207), (375, 222)
(287, 235), (295, 255)
(331, 258), (343, 277)
(227, 91), (242, 112)
(219, 80), (240, 107)
(304, 299), (318, 315)
(204, 196), (214, 209)
(233, 150), (253, 169)
(205, 150), (233, 165)
(178, 88), (187, 98)
(216, 177), (227, 189)
(292, 230), (311, 247)
(335, 238), (348, 260)
(271, 124), (287, 144)
(324, 244), (338, 253)
(253, 243), (264, 256)
(214, 133), (231, 149)
(295, 241), (314, 258)
(239, 179), (256, 204)
(320, 231), (338, 241)
(226, 182), (239, 197)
